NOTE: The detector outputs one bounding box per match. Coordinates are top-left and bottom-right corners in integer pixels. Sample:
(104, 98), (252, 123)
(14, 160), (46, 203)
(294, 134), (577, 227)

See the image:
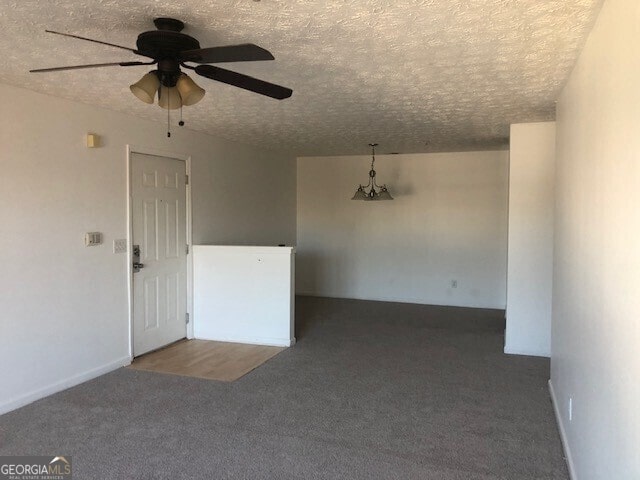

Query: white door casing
(131, 152), (187, 356)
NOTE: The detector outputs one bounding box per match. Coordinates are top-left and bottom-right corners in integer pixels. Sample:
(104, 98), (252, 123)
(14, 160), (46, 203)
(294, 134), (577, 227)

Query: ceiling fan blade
(45, 30), (141, 54)
(195, 65), (292, 100)
(181, 43), (274, 64)
(30, 61), (152, 73)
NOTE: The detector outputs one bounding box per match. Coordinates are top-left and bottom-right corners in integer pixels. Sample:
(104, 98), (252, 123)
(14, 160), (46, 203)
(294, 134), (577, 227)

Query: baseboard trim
(0, 355), (131, 416)
(549, 379), (577, 480)
(295, 291), (505, 310)
(504, 345), (551, 357)
(194, 335), (295, 348)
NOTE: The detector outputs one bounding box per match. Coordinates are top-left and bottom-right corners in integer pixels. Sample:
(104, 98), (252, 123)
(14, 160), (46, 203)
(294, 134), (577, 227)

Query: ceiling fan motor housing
(136, 19), (201, 86)
(136, 31), (200, 61)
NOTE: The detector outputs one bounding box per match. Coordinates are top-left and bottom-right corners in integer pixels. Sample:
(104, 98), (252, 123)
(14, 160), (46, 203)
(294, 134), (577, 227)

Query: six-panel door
(131, 153), (187, 356)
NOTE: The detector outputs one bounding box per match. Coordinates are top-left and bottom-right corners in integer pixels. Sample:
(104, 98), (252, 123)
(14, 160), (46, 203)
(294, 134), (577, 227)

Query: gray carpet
(0, 296), (568, 479)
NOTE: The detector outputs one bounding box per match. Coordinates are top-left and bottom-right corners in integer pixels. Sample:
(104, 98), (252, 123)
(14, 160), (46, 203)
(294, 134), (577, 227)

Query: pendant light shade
(351, 143), (394, 201)
(377, 186), (394, 200)
(130, 72), (160, 104)
(176, 74), (206, 106)
(158, 86), (182, 110)
(351, 186), (368, 200)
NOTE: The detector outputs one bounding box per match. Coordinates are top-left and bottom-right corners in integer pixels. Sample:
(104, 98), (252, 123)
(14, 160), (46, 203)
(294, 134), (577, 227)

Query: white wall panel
(551, 0), (640, 477)
(193, 246), (295, 347)
(505, 122), (556, 357)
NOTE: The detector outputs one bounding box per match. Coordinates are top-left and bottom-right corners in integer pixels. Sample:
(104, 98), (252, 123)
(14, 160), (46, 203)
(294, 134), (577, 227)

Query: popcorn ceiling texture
(0, 0), (602, 155)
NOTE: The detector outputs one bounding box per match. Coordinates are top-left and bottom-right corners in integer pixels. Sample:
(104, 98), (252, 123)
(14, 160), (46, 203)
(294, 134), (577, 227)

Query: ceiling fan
(30, 17), (293, 112)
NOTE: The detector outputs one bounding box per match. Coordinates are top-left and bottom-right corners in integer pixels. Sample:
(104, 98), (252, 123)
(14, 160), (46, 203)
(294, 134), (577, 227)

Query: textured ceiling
(0, 0), (602, 155)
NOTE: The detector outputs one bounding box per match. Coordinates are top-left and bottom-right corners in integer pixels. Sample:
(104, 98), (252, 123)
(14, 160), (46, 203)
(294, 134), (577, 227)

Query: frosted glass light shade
(176, 74), (206, 106)
(378, 187), (393, 200)
(351, 186), (368, 200)
(158, 86), (182, 110)
(130, 72), (159, 104)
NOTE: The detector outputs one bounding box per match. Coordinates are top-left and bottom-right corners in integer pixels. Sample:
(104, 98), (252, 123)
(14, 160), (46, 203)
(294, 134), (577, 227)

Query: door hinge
(185, 312), (190, 325)
(186, 244), (189, 255)
(185, 174), (189, 185)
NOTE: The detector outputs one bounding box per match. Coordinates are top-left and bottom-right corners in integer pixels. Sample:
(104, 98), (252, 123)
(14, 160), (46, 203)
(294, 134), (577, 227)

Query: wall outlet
(451, 280), (458, 288)
(568, 397), (573, 422)
(113, 239), (127, 254)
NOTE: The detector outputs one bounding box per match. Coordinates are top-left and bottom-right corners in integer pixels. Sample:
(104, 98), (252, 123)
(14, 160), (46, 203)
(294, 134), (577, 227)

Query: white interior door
(131, 152), (187, 356)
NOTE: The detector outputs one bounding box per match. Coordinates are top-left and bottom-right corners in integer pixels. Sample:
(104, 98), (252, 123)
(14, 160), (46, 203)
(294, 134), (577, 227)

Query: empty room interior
(0, 0), (638, 479)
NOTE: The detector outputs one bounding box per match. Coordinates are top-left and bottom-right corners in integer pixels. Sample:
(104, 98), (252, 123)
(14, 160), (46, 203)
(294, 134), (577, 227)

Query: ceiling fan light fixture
(130, 71), (159, 104)
(158, 85), (183, 110)
(32, 18), (292, 139)
(176, 73), (205, 106)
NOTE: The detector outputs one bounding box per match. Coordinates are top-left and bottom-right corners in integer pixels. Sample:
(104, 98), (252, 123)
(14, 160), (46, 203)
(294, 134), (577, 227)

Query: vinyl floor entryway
(128, 339), (285, 381)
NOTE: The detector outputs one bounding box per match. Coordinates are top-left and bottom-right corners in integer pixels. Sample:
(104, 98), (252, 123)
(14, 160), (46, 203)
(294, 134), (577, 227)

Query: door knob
(133, 262), (145, 272)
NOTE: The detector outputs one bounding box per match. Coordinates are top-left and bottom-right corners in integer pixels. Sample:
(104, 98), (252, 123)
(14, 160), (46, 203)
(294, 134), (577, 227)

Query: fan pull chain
(179, 105), (185, 127)
(167, 87), (171, 138)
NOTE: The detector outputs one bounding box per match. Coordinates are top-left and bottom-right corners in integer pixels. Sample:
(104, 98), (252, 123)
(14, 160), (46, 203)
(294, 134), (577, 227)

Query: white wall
(193, 246), (295, 347)
(0, 84), (296, 414)
(505, 122), (556, 357)
(550, 0), (640, 478)
(297, 151), (509, 309)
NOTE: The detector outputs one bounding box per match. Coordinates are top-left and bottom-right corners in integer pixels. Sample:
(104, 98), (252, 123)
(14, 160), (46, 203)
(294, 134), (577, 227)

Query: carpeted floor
(0, 296), (568, 479)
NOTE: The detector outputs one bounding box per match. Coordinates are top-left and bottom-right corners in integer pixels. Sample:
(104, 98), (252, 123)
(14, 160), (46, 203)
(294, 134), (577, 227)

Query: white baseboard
(0, 355), (131, 416)
(504, 345), (551, 358)
(295, 291), (505, 310)
(194, 335), (295, 348)
(549, 379), (577, 480)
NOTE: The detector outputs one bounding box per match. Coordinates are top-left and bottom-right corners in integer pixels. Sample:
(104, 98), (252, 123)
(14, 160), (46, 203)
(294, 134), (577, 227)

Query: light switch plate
(85, 232), (102, 246)
(113, 239), (127, 254)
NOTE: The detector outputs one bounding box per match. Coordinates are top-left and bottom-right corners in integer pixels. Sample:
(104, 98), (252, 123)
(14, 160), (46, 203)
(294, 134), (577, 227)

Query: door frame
(126, 144), (193, 360)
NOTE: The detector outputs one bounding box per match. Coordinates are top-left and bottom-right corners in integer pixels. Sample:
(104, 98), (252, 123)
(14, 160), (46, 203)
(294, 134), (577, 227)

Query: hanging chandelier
(351, 143), (394, 201)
